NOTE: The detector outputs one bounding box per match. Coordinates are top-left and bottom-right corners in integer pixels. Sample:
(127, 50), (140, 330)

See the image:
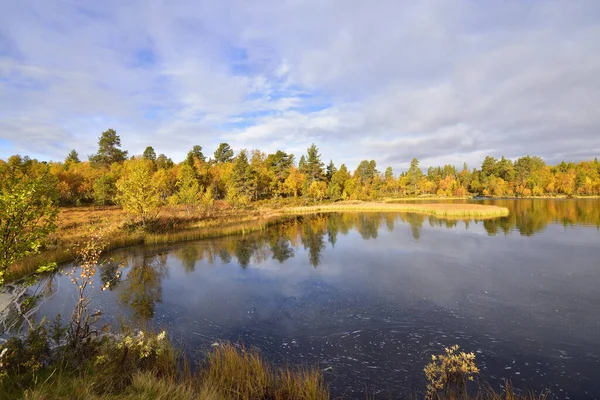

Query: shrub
(424, 345), (480, 399)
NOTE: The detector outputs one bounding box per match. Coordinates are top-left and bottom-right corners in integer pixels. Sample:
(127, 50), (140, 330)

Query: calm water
(24, 200), (600, 398)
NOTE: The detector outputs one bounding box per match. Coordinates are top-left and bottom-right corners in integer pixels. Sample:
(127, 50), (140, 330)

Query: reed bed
(8, 209), (286, 282)
(7, 201), (508, 282)
(283, 202), (510, 218)
(17, 340), (329, 400)
(13, 333), (546, 400)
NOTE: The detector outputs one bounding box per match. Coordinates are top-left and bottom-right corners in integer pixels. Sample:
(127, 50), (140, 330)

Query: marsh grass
(201, 342), (328, 400)
(6, 332), (328, 400)
(283, 202), (510, 218)
(7, 200), (508, 282)
(7, 204), (288, 282)
(0, 327), (549, 400)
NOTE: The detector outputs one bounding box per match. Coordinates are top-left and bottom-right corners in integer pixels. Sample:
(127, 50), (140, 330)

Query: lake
(19, 199), (600, 398)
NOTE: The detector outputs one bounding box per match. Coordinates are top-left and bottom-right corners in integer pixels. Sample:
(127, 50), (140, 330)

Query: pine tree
(214, 143), (234, 163)
(89, 129), (128, 167)
(325, 160), (337, 182)
(185, 145), (205, 166)
(65, 149), (80, 164)
(143, 146), (157, 162)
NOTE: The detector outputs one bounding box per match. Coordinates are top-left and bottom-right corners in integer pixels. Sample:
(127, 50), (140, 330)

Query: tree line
(2, 129), (600, 213)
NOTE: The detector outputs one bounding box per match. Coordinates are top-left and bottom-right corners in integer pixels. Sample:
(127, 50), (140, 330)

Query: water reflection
(13, 199), (600, 398)
(395, 198), (600, 235)
(153, 199), (600, 274)
(119, 253), (167, 322)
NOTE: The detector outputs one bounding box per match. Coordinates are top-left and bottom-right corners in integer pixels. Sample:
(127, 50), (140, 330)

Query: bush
(424, 345), (479, 399)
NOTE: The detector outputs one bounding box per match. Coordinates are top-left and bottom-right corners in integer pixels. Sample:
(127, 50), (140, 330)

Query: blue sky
(1, 0), (599, 171)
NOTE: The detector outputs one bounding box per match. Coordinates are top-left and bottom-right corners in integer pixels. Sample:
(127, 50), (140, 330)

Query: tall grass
(283, 202), (510, 218)
(201, 343), (328, 400)
(17, 339), (329, 400)
(1, 327), (549, 400)
(8, 207), (292, 282)
(7, 201), (508, 282)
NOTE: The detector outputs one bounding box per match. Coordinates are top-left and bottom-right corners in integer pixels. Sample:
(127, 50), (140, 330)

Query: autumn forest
(2, 129), (599, 213)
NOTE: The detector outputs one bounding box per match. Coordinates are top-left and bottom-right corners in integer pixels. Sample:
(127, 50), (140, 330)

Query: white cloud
(1, 0), (599, 169)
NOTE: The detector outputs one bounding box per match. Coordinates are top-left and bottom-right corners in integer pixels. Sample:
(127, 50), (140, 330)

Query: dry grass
(21, 341), (328, 400)
(3, 328), (548, 400)
(8, 200), (508, 282)
(8, 203), (284, 281)
(201, 343), (328, 400)
(283, 201), (510, 218)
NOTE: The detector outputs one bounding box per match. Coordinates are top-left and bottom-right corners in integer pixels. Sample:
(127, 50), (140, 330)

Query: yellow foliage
(424, 345), (480, 399)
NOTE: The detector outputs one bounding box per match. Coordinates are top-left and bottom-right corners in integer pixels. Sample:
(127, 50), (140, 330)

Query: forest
(1, 129), (599, 215)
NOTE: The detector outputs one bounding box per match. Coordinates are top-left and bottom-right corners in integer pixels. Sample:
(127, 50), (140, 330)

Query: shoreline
(281, 201), (509, 218)
(6, 201), (509, 284)
(385, 194), (600, 201)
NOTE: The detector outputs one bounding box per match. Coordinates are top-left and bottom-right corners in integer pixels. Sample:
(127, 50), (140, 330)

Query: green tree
(115, 159), (161, 225)
(231, 150), (256, 199)
(266, 150), (294, 196)
(328, 164), (350, 200)
(93, 174), (116, 205)
(298, 155), (307, 172)
(325, 160), (337, 182)
(65, 149), (80, 164)
(355, 160), (377, 184)
(185, 145), (205, 166)
(89, 129), (128, 167)
(384, 166), (394, 180)
(407, 158), (422, 196)
(301, 144), (324, 184)
(156, 154), (174, 169)
(142, 146), (157, 162)
(481, 156), (499, 178)
(0, 172), (58, 282)
(213, 143), (234, 163)
(173, 164), (201, 215)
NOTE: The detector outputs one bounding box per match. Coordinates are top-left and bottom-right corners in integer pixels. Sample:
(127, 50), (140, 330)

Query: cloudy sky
(1, 0), (599, 171)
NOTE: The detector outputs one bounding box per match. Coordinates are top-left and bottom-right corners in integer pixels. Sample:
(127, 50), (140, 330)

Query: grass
(7, 200), (508, 282)
(4, 333), (549, 400)
(283, 201), (510, 218)
(6, 334), (329, 400)
(0, 327), (549, 400)
(8, 203), (286, 282)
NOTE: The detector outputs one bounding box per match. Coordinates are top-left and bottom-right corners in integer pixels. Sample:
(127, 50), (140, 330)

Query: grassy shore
(283, 202), (510, 218)
(385, 194), (600, 201)
(0, 328), (547, 400)
(7, 200), (508, 282)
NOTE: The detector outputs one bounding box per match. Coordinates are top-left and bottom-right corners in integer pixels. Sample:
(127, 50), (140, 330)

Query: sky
(1, 0), (599, 171)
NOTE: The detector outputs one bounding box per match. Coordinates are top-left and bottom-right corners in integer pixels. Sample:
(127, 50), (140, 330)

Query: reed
(7, 201), (508, 282)
(283, 202), (510, 218)
(17, 338), (329, 400)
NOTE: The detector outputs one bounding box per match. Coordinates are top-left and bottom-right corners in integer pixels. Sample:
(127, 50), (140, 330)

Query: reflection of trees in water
(177, 245), (200, 273)
(479, 199), (600, 236)
(162, 201), (600, 274)
(357, 213), (379, 240)
(270, 236), (294, 263)
(100, 262), (122, 290)
(120, 254), (167, 322)
(301, 216), (327, 267)
(384, 213), (395, 232)
(218, 249), (232, 264)
(399, 213), (424, 240)
(326, 214), (339, 247)
(235, 238), (257, 269)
